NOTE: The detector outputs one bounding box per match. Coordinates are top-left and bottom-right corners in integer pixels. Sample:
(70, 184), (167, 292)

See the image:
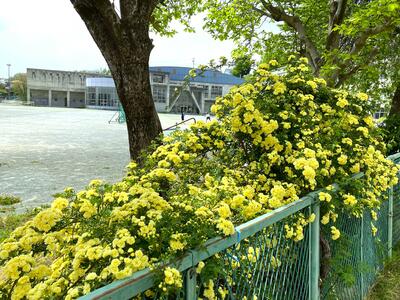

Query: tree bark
(389, 83), (400, 116)
(71, 0), (162, 159)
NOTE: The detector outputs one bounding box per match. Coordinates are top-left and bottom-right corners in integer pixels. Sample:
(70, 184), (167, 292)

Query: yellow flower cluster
(0, 58), (398, 299)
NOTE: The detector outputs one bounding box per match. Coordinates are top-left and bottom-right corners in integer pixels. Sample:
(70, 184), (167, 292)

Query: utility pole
(6, 64), (11, 100)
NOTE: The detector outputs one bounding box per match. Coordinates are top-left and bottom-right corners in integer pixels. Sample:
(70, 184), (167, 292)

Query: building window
(373, 111), (386, 119)
(152, 74), (164, 83)
(201, 85), (209, 98)
(211, 86), (222, 98)
(153, 86), (166, 103)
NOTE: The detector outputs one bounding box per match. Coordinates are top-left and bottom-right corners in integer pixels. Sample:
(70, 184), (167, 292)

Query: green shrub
(0, 58), (398, 299)
(0, 195), (21, 206)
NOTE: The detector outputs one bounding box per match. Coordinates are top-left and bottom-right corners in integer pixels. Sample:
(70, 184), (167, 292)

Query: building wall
(27, 67), (241, 113)
(27, 68), (105, 108)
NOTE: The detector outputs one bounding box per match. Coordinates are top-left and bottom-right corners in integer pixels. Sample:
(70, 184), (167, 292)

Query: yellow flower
(343, 194), (357, 206)
(303, 166), (316, 181)
(337, 154), (348, 165)
(273, 82), (286, 95)
(356, 92), (368, 101)
(350, 163), (360, 174)
(164, 267), (182, 288)
(51, 197), (69, 210)
(331, 226), (340, 240)
(243, 201), (262, 219)
(196, 261), (205, 274)
(217, 219), (235, 236)
(321, 214), (330, 225)
(203, 280), (215, 299)
(336, 98), (348, 108)
(216, 203), (232, 219)
(169, 233), (187, 251)
(371, 224), (378, 236)
(318, 192), (332, 202)
(306, 80), (317, 90)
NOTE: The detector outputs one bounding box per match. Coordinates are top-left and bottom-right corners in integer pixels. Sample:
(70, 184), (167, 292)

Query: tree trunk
(71, 0), (163, 159)
(114, 62), (162, 159)
(389, 83), (400, 116)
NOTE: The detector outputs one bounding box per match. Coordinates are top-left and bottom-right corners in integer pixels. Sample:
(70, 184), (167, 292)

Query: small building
(27, 68), (108, 108)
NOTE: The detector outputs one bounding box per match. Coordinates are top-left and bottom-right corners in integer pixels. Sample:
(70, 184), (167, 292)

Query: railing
(163, 118), (197, 132)
(80, 153), (400, 300)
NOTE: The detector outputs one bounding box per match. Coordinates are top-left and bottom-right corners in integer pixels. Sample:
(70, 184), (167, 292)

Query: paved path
(0, 104), (188, 211)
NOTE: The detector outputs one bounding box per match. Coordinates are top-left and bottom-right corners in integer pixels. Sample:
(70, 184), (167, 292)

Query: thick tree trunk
(109, 24), (162, 159)
(114, 62), (162, 159)
(71, 0), (163, 159)
(389, 83), (400, 116)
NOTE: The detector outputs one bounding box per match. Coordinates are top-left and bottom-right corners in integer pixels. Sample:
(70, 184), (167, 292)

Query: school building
(27, 67), (244, 114)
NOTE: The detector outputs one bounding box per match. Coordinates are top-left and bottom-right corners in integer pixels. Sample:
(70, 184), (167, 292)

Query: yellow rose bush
(0, 58), (398, 299)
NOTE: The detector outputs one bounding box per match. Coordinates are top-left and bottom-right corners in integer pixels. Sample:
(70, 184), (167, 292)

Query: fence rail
(80, 153), (400, 300)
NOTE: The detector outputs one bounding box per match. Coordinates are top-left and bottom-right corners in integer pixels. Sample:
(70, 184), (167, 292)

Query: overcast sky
(0, 0), (277, 79)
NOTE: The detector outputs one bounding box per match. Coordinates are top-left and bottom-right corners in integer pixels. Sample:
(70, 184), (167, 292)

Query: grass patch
(0, 210), (37, 242)
(0, 194), (49, 241)
(0, 208), (48, 242)
(0, 194), (21, 206)
(367, 244), (400, 300)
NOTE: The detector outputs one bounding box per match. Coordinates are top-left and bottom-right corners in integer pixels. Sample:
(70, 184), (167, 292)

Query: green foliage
(151, 0), (205, 36)
(0, 195), (21, 206)
(11, 73), (27, 102)
(382, 114), (400, 155)
(231, 54), (254, 78)
(0, 208), (44, 243)
(204, 0), (400, 107)
(367, 244), (400, 300)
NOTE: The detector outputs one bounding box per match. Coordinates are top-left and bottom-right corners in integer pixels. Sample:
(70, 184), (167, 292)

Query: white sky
(0, 0), (277, 78)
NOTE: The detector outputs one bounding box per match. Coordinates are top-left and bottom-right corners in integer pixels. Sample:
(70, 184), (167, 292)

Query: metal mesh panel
(393, 176), (400, 245)
(321, 199), (391, 299)
(321, 215), (362, 299)
(194, 209), (310, 300)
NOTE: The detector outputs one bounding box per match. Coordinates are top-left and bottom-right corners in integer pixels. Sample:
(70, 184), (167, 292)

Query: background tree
(11, 73), (27, 102)
(231, 52), (254, 78)
(204, 0), (400, 283)
(70, 0), (202, 159)
(0, 82), (6, 99)
(205, 0), (400, 111)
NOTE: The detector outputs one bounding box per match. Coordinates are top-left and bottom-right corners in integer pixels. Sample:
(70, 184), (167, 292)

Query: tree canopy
(205, 0), (400, 107)
(71, 0), (203, 159)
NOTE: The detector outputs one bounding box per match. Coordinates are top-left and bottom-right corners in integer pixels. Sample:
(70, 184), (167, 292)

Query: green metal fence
(80, 153), (400, 300)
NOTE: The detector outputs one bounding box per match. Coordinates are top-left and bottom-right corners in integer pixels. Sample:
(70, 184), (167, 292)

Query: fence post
(360, 215), (364, 299)
(309, 195), (320, 300)
(185, 267), (197, 300)
(388, 187), (394, 258)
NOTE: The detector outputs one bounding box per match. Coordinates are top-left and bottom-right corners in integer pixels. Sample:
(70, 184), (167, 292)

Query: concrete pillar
(201, 92), (205, 114)
(67, 90), (71, 108)
(48, 90), (52, 107)
(166, 84), (170, 109)
(27, 88), (31, 104)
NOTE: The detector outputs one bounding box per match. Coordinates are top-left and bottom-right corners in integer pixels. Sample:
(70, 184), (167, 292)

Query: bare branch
(326, 0), (348, 51)
(120, 0), (159, 23)
(350, 22), (393, 56)
(251, 4), (271, 18)
(71, 0), (123, 67)
(259, 1), (322, 75)
(335, 47), (379, 87)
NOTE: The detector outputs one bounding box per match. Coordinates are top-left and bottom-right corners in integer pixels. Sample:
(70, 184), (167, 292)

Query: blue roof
(149, 66), (244, 85)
